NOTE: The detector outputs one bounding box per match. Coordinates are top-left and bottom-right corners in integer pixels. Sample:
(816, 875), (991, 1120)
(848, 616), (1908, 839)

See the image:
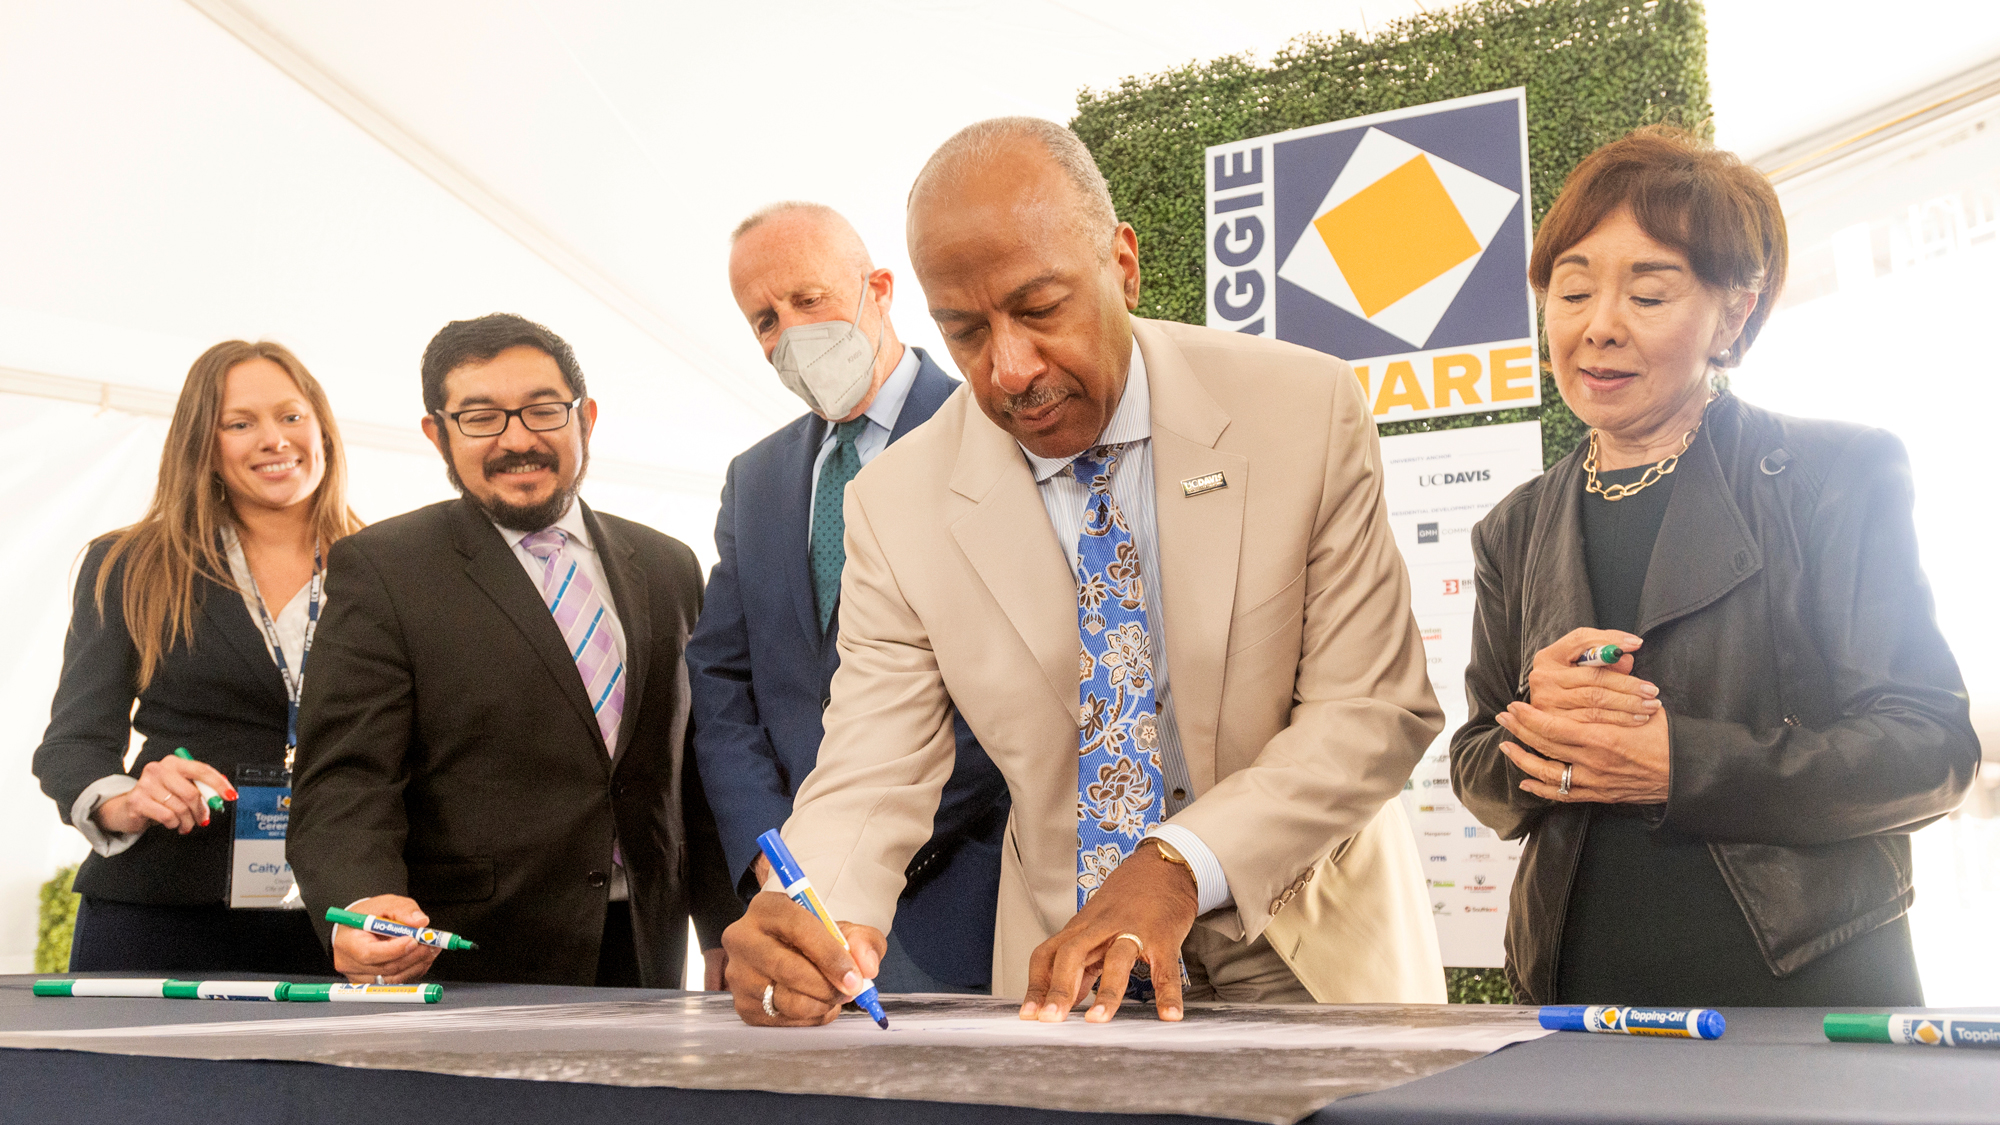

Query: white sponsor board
(1381, 420), (1542, 967)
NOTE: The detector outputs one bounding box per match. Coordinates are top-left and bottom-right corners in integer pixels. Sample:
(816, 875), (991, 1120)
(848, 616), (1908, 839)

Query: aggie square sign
(1205, 88), (1540, 422)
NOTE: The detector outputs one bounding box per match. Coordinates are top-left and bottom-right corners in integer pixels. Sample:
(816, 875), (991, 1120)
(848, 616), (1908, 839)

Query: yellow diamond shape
(1313, 154), (1482, 318)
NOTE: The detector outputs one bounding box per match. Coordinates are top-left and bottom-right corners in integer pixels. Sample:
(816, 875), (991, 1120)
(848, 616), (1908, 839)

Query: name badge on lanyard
(231, 550), (320, 910)
(230, 764), (297, 909)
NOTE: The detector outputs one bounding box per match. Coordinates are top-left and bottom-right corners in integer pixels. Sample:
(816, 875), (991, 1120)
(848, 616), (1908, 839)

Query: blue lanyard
(247, 547), (322, 770)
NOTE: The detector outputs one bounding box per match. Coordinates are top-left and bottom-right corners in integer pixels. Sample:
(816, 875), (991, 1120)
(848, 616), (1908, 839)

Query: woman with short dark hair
(34, 340), (363, 973)
(1451, 126), (1979, 1006)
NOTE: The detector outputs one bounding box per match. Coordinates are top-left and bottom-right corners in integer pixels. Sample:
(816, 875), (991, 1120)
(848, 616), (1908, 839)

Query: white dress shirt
(1018, 337), (1234, 916)
(806, 345), (921, 531)
(70, 528), (320, 857)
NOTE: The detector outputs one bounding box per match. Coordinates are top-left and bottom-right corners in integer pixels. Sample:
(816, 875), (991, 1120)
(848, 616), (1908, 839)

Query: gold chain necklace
(1583, 403), (1710, 502)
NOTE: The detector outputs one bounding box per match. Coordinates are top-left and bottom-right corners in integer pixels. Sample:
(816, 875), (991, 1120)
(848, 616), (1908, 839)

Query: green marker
(326, 907), (478, 951)
(286, 983), (443, 1003)
(34, 978), (287, 1000)
(1574, 644), (1624, 668)
(35, 978), (178, 998)
(171, 748), (228, 813)
(1826, 1012), (2000, 1048)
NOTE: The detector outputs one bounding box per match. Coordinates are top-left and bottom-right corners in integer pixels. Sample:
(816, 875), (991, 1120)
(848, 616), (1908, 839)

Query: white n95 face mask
(769, 277), (884, 420)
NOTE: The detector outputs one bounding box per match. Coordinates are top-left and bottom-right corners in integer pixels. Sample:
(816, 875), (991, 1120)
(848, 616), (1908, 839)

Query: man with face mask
(290, 314), (741, 988)
(686, 202), (1010, 994)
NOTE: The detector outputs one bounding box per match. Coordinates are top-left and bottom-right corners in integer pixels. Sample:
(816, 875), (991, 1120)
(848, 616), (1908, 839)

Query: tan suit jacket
(786, 317), (1446, 1001)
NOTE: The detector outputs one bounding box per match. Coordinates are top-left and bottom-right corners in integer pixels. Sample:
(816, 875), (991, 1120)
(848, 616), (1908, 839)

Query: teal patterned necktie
(1072, 444), (1166, 908)
(810, 418), (869, 633)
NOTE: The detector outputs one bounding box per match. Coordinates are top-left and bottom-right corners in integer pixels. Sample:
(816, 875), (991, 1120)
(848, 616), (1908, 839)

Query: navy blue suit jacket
(687, 348), (1008, 988)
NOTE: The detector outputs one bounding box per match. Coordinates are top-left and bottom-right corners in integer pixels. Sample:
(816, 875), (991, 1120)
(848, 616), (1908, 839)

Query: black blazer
(34, 537), (292, 905)
(288, 498), (740, 987)
(1451, 393), (1980, 1001)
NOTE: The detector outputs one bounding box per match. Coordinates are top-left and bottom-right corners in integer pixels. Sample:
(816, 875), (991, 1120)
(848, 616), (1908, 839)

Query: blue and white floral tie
(1072, 444), (1167, 911)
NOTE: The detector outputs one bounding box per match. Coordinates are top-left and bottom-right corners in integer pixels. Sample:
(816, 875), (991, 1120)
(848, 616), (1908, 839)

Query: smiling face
(215, 357), (326, 517)
(1545, 207), (1753, 446)
(419, 344), (596, 531)
(908, 138), (1141, 460)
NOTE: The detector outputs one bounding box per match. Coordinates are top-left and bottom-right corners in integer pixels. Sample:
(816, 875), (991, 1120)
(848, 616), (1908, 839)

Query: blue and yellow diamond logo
(1280, 127), (1520, 348)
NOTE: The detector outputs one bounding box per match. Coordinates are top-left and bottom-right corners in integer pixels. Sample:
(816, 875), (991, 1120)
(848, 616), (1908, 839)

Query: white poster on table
(1380, 420), (1543, 967)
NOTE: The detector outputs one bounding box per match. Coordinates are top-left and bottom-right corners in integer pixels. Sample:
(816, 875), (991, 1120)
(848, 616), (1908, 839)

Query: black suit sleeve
(289, 537), (417, 944)
(1451, 504), (1555, 841)
(33, 541), (140, 821)
(664, 541), (742, 950)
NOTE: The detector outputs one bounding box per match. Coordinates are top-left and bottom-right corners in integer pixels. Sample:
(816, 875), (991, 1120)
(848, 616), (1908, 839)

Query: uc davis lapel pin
(1182, 471), (1227, 498)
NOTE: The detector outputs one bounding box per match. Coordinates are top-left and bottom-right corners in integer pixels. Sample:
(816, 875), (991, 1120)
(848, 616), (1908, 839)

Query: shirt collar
(860, 345), (921, 434)
(494, 499), (593, 553)
(1022, 335), (1150, 483)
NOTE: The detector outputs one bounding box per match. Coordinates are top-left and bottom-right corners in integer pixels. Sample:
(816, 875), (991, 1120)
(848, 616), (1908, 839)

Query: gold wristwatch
(1144, 837), (1197, 887)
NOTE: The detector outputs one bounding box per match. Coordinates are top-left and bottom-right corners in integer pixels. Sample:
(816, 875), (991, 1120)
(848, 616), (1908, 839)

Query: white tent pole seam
(0, 366), (721, 496)
(179, 0), (790, 426)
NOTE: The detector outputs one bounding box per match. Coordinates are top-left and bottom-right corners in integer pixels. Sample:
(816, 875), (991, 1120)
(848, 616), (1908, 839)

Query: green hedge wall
(1072, 0), (1712, 467)
(37, 865), (79, 974)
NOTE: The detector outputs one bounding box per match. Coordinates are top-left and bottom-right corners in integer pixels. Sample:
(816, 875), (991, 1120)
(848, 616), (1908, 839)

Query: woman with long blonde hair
(34, 340), (363, 972)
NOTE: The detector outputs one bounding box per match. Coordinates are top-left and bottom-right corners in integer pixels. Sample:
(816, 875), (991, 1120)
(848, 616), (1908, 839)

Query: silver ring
(1559, 764), (1574, 796)
(1112, 932), (1145, 956)
(375, 975), (386, 986)
(761, 982), (779, 1019)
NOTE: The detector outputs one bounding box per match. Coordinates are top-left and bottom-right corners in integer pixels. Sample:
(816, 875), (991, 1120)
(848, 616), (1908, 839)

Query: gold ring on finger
(1112, 932), (1145, 956)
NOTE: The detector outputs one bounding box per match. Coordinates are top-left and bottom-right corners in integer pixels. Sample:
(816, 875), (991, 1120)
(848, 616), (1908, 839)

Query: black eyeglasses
(437, 398), (581, 438)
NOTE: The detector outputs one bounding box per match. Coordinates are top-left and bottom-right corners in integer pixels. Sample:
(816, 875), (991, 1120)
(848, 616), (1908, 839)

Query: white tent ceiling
(9, 0), (1999, 524)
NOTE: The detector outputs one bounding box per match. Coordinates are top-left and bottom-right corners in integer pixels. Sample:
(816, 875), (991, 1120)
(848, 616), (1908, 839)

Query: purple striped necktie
(520, 529), (624, 755)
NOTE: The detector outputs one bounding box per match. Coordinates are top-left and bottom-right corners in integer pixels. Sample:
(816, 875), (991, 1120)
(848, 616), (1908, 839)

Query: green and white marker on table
(34, 979), (445, 1003)
(1826, 1012), (2000, 1048)
(325, 907), (478, 951)
(33, 978), (284, 1000)
(287, 983), (442, 1003)
(171, 747), (228, 814)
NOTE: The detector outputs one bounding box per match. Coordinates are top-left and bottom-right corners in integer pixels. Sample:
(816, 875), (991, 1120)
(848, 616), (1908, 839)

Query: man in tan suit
(723, 117), (1444, 1026)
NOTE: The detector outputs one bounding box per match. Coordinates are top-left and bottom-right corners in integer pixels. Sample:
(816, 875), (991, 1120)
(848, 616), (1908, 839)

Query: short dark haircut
(420, 314), (587, 413)
(1529, 125), (1788, 367)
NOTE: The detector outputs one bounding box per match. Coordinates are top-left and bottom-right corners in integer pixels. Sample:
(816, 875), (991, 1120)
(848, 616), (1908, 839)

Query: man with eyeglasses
(686, 203), (1009, 996)
(289, 313), (740, 989)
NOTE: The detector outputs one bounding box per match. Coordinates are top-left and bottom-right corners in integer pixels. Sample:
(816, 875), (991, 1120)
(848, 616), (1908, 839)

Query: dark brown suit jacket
(290, 497), (740, 986)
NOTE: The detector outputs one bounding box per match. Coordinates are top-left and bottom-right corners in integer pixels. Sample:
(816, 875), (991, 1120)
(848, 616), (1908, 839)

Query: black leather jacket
(1452, 393), (1980, 1004)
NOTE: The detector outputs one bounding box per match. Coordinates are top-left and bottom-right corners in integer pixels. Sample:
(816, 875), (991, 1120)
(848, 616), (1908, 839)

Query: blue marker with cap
(755, 829), (889, 1029)
(1540, 1004), (1725, 1039)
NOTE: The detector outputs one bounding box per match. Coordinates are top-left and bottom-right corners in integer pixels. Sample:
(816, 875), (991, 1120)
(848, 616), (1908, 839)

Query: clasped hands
(1495, 627), (1671, 805)
(722, 841), (1199, 1026)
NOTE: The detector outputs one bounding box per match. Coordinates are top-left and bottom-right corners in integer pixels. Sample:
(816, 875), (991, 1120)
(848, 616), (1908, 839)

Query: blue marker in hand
(756, 829), (889, 1029)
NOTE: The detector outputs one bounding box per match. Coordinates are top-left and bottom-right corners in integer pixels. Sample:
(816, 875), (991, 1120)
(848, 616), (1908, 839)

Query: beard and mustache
(443, 441), (590, 532)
